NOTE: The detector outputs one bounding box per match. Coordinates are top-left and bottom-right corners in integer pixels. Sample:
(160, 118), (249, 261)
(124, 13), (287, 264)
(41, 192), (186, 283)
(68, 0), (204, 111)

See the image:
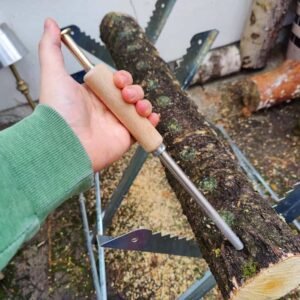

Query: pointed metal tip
(234, 239), (244, 251)
(61, 27), (72, 36)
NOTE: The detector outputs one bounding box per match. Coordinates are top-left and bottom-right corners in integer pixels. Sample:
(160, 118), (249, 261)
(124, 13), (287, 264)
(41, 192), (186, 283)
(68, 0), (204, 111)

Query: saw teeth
(152, 231), (192, 242)
(66, 24), (114, 66)
(175, 31), (210, 71)
(145, 0), (166, 32)
(145, 0), (177, 43)
(77, 30), (105, 48)
(66, 25), (106, 51)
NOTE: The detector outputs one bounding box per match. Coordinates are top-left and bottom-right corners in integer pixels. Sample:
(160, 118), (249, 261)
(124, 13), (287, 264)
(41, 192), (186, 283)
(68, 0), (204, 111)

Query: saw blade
(174, 30), (218, 89)
(63, 24), (216, 91)
(98, 229), (201, 258)
(275, 182), (300, 223)
(62, 0), (176, 67)
(61, 25), (115, 67)
(145, 0), (177, 44)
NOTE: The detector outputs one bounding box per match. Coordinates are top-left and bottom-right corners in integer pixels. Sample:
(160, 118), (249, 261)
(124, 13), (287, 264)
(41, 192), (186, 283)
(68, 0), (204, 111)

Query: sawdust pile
(86, 147), (219, 299)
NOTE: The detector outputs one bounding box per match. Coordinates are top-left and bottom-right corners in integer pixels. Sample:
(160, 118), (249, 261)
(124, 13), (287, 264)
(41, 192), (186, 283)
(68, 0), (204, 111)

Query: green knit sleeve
(0, 105), (93, 270)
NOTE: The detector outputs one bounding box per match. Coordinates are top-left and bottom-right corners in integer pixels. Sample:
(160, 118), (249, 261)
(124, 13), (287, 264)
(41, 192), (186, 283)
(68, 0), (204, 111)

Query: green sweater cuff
(0, 104), (93, 221)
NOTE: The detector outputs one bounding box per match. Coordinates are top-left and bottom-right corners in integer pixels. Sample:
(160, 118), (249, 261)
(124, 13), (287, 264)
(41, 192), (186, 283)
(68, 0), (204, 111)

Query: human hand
(39, 18), (159, 171)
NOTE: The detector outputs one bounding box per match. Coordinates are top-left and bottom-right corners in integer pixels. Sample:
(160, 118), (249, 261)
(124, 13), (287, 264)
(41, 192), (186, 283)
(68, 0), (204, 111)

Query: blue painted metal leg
(94, 173), (108, 300)
(178, 270), (216, 300)
(275, 184), (300, 223)
(102, 146), (148, 231)
(79, 193), (102, 299)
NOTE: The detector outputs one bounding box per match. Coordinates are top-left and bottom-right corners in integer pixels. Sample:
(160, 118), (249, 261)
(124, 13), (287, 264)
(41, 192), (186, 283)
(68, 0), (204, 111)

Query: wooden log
(240, 0), (291, 69)
(234, 60), (300, 114)
(100, 13), (300, 300)
(191, 44), (241, 84)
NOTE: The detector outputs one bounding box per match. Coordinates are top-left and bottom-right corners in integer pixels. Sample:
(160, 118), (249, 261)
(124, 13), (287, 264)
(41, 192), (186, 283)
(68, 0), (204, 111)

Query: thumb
(39, 18), (67, 78)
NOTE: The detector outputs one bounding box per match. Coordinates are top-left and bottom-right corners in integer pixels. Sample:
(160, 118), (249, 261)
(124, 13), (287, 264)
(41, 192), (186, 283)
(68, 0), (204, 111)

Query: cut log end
(233, 60), (300, 113)
(231, 256), (300, 300)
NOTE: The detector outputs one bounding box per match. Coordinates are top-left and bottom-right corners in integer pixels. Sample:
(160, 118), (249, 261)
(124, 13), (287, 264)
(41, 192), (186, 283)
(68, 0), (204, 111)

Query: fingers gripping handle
(84, 64), (163, 152)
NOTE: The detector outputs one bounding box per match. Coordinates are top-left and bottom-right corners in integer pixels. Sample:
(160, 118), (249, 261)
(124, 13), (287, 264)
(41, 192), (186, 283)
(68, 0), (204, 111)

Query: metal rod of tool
(60, 29), (244, 251)
(154, 145), (244, 250)
(61, 28), (94, 72)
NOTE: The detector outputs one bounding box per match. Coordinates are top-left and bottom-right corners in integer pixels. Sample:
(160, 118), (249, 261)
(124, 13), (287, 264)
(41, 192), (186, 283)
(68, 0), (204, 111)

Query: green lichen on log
(180, 147), (196, 161)
(242, 259), (258, 279)
(199, 177), (218, 193)
(167, 118), (182, 133)
(213, 248), (221, 258)
(100, 13), (300, 299)
(219, 210), (235, 226)
(157, 95), (172, 108)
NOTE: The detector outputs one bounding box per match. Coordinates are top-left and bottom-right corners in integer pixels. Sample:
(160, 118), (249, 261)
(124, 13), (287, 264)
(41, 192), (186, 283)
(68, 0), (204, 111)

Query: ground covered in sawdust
(96, 149), (216, 299)
(189, 77), (300, 199)
(1, 67), (299, 299)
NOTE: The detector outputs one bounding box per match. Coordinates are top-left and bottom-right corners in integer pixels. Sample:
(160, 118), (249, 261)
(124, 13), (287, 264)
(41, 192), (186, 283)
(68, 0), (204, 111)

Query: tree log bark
(240, 0), (291, 69)
(191, 44), (241, 84)
(100, 13), (300, 299)
(234, 60), (300, 115)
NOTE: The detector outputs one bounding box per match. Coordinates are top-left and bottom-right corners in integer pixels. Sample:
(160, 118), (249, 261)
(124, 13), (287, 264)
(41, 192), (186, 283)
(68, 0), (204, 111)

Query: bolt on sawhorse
(61, 1), (300, 298)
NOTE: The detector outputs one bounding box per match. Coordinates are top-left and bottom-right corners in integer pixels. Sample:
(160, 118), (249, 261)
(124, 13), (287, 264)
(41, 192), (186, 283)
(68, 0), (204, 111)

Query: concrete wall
(0, 0), (255, 110)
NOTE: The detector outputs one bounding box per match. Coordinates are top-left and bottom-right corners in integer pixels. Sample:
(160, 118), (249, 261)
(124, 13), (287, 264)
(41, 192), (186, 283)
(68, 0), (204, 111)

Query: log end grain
(231, 256), (300, 300)
(230, 79), (261, 113)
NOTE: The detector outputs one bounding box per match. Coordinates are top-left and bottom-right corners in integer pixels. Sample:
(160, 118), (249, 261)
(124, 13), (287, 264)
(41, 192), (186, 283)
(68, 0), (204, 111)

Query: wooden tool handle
(84, 64), (163, 152)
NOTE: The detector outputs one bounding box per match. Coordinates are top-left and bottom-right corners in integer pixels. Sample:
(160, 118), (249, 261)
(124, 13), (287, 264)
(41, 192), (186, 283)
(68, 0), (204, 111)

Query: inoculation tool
(61, 28), (244, 251)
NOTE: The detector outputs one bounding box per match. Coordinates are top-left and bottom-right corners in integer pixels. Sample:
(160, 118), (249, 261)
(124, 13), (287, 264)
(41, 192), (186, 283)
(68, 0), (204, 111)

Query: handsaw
(60, 24), (115, 68)
(145, 0), (177, 44)
(61, 0), (177, 82)
(63, 28), (218, 88)
(175, 30), (218, 89)
(98, 229), (202, 257)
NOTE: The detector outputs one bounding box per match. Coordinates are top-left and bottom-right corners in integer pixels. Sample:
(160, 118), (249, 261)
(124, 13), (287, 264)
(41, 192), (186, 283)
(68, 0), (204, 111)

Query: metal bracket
(61, 24), (115, 67)
(275, 183), (300, 223)
(145, 0), (177, 44)
(65, 27), (217, 87)
(174, 30), (218, 89)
